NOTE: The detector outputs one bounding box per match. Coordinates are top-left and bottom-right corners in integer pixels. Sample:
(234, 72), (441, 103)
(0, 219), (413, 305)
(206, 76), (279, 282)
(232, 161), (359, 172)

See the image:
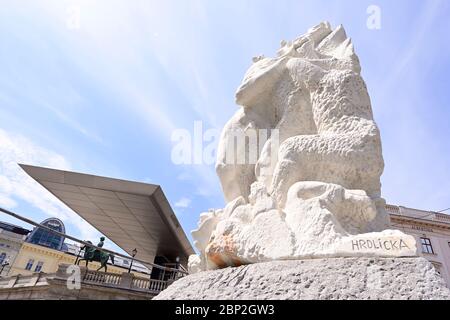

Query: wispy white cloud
(39, 100), (105, 145)
(0, 194), (17, 209)
(176, 171), (192, 181)
(176, 164), (223, 201)
(50, 1), (230, 129)
(378, 0), (443, 96)
(54, 2), (228, 201)
(175, 197), (191, 209)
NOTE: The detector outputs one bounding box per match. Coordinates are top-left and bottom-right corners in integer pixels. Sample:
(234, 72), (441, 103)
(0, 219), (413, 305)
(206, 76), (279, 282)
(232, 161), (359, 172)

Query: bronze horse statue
(76, 238), (115, 272)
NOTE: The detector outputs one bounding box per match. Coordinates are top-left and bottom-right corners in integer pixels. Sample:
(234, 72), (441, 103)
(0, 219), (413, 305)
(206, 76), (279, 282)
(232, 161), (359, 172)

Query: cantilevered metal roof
(20, 164), (194, 264)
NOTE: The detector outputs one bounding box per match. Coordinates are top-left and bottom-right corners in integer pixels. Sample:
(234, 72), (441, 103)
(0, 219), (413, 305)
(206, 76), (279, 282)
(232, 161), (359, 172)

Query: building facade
(26, 217), (65, 251)
(388, 204), (450, 287)
(0, 222), (30, 276)
(1, 217), (150, 277)
(8, 241), (150, 278)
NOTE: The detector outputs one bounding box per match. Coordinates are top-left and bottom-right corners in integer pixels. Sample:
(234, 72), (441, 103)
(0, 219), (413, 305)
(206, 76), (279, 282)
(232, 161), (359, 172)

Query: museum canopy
(19, 164), (194, 265)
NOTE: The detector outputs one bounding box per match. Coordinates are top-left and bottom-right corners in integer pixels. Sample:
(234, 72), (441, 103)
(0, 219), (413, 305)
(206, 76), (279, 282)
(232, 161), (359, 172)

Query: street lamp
(174, 256), (180, 280)
(0, 260), (10, 276)
(74, 244), (83, 265)
(128, 248), (137, 273)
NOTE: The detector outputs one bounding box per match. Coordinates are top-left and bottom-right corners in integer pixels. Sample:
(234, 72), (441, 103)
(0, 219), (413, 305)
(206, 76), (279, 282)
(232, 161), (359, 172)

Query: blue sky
(1, 0), (450, 254)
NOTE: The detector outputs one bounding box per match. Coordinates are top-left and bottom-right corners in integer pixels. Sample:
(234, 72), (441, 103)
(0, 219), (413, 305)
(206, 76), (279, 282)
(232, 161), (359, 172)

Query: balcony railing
(386, 204), (450, 225)
(133, 277), (168, 293)
(83, 269), (122, 286)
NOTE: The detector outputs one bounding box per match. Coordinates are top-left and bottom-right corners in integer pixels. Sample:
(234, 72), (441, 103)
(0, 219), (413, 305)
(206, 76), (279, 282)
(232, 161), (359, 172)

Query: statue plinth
(155, 257), (450, 300)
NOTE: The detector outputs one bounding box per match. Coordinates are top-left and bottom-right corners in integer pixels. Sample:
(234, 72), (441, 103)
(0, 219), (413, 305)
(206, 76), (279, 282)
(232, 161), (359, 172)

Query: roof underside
(20, 164), (194, 264)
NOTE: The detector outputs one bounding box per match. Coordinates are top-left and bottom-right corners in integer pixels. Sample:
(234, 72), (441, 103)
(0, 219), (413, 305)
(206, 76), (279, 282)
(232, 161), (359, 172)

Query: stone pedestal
(154, 257), (450, 300)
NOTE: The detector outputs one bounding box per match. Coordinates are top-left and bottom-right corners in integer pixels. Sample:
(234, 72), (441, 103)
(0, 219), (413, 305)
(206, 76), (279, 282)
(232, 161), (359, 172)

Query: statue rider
(93, 236), (105, 260)
(77, 236), (114, 272)
(97, 236), (105, 248)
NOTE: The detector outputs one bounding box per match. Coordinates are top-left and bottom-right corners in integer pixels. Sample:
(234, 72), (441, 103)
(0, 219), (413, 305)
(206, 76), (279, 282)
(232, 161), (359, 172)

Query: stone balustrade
(387, 204), (450, 225)
(0, 263), (181, 299)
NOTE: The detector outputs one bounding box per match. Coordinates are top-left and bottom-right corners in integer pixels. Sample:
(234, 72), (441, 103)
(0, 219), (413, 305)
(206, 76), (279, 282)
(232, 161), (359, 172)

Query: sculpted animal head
(235, 21), (360, 107)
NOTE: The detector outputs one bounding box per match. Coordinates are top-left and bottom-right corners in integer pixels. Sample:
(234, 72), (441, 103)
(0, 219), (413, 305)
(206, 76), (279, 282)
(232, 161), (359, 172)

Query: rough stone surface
(157, 257), (450, 300)
(190, 22), (417, 272)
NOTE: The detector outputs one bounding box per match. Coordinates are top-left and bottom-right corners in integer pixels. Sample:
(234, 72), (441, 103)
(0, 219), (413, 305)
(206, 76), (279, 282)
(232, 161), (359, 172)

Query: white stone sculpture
(189, 22), (417, 273)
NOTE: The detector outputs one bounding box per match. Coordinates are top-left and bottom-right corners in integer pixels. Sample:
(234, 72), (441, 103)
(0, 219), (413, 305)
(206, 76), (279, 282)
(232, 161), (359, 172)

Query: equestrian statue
(76, 236), (115, 272)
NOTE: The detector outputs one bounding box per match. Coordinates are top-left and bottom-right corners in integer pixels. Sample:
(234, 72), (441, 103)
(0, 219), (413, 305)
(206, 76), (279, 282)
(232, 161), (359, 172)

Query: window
(420, 237), (434, 254)
(0, 253), (6, 264)
(27, 218), (65, 251)
(34, 261), (44, 272)
(25, 259), (34, 271)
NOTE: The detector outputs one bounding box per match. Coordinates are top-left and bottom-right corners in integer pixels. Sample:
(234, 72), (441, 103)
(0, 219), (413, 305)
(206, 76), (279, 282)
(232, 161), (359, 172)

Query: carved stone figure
(189, 22), (417, 273)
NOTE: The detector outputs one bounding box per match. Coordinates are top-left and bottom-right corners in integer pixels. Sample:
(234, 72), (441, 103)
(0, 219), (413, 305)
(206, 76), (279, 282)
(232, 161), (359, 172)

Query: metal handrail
(0, 207), (188, 275)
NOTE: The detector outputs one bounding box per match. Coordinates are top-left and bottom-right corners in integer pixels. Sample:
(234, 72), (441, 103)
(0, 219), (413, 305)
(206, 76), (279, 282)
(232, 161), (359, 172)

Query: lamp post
(174, 256), (180, 280)
(0, 260), (9, 276)
(74, 244), (83, 265)
(128, 248), (137, 273)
